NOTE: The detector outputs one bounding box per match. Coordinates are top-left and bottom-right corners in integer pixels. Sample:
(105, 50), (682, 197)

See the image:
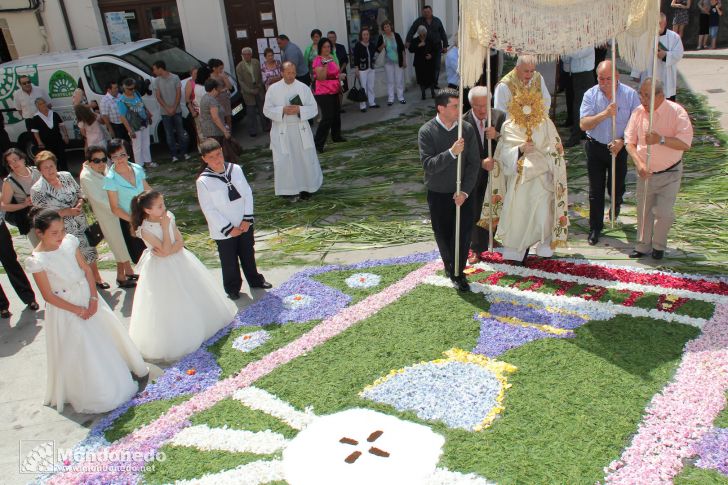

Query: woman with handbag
(200, 78), (243, 163)
(377, 20), (407, 106)
(1, 148), (41, 246)
(313, 38), (346, 153)
(30, 150), (109, 289)
(118, 78), (157, 169)
(352, 27), (379, 112)
(80, 145), (137, 289)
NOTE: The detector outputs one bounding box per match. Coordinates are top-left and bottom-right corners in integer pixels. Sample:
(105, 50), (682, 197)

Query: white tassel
(460, 0), (660, 86)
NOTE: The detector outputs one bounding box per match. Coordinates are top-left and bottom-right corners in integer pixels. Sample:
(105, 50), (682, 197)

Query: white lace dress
(25, 234), (147, 414)
(128, 211), (237, 362)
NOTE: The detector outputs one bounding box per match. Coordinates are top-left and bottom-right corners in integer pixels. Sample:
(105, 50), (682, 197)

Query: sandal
(117, 279), (137, 289)
(96, 281), (111, 290)
(126, 274), (139, 281)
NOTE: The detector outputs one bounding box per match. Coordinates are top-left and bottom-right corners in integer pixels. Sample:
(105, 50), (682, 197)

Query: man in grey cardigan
(418, 89), (481, 292)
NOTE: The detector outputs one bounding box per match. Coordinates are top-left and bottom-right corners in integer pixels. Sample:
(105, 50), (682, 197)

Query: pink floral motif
(604, 303), (728, 484)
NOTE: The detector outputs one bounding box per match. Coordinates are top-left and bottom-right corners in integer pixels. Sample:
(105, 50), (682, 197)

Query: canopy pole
(640, 9), (660, 243)
(454, 5), (464, 277)
(486, 46), (494, 252)
(610, 38), (617, 229)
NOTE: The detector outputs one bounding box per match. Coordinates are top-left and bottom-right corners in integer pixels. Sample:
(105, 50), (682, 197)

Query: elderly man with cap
(579, 60), (640, 246)
(236, 47), (269, 137)
(624, 78), (692, 260)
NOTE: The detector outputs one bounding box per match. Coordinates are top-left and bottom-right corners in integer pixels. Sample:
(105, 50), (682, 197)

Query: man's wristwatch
(659, 136), (666, 145)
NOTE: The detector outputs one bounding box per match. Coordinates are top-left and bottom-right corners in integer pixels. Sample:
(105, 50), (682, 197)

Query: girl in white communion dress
(25, 208), (148, 414)
(127, 190), (237, 362)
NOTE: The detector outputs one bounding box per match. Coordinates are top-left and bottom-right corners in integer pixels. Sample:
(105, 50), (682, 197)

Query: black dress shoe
(332, 137), (347, 143)
(96, 281), (111, 290)
(370, 104), (380, 109)
(454, 275), (470, 292)
(227, 292), (241, 300)
(299, 191), (312, 200)
(387, 101), (393, 106)
(652, 249), (665, 260)
(360, 108), (367, 113)
(27, 301), (40, 311)
(628, 250), (646, 259)
(0, 309), (10, 319)
(117, 279), (137, 289)
(588, 230), (600, 246)
(251, 281), (273, 289)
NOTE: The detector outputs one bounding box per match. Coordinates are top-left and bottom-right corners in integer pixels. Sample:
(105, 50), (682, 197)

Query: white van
(0, 38), (243, 155)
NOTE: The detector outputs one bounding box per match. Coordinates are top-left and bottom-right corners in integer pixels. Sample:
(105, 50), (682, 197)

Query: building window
(98, 0), (184, 48)
(345, 0), (394, 50)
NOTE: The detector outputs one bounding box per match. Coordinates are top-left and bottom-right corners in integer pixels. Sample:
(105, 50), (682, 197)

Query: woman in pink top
(74, 104), (109, 150)
(313, 38), (346, 153)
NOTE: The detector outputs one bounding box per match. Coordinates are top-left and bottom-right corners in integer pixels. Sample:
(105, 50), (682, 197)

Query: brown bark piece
(345, 451), (362, 463)
(368, 446), (390, 458)
(367, 430), (384, 442)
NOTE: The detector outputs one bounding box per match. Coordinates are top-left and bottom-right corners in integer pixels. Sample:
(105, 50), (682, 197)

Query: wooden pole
(486, 47), (494, 252)
(454, 4), (464, 277)
(610, 38), (617, 228)
(640, 11), (660, 243)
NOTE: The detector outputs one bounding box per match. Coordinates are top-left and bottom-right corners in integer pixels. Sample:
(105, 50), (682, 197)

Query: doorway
(224, 0), (279, 66)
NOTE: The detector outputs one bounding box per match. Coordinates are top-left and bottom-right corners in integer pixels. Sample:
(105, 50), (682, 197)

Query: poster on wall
(105, 12), (132, 43)
(269, 37), (280, 53)
(256, 38), (268, 54)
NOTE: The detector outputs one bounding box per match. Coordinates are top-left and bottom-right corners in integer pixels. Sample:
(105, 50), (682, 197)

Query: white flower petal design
(345, 273), (382, 289)
(282, 293), (314, 310)
(174, 459), (285, 485)
(469, 281), (705, 328)
(283, 408), (445, 485)
(233, 387), (316, 430)
(169, 424), (289, 454)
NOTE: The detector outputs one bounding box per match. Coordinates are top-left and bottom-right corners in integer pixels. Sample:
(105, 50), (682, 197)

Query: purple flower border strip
(693, 427), (728, 476)
(604, 303), (728, 484)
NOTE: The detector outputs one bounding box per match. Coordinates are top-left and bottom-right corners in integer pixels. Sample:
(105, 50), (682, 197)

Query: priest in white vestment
(630, 13), (684, 100)
(263, 62), (323, 200)
(494, 55), (551, 119)
(482, 90), (569, 263)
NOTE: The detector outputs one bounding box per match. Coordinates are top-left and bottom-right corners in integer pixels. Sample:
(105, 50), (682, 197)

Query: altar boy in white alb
(263, 62), (323, 201)
(196, 138), (271, 300)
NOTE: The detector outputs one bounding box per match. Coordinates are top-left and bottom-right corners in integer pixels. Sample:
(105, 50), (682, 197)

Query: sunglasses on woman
(90, 156), (108, 164)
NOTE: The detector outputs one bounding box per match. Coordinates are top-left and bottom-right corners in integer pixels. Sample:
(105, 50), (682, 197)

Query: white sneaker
(171, 156), (179, 163)
(146, 162), (159, 168)
(184, 153), (192, 160)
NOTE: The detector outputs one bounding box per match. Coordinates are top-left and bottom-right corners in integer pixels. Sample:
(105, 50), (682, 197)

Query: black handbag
(84, 221), (104, 247)
(4, 176), (32, 235)
(347, 78), (368, 103)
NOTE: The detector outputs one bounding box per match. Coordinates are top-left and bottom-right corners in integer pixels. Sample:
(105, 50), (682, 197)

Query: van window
(84, 62), (143, 95)
(121, 42), (203, 79)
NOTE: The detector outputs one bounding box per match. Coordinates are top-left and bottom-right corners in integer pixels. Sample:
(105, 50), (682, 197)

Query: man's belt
(652, 159), (682, 174)
(586, 136), (609, 146)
